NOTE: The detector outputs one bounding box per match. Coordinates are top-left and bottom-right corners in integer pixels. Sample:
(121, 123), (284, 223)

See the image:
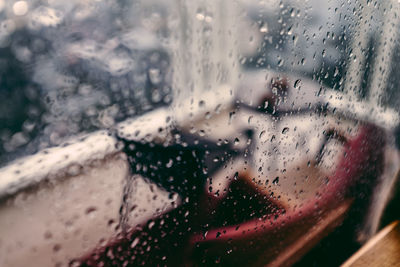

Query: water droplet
(272, 177), (279, 185)
(293, 35), (298, 45)
(203, 231), (208, 238)
(148, 220), (155, 229)
(282, 127), (289, 134)
(148, 68), (161, 84)
(334, 67), (339, 77)
(131, 237), (140, 248)
(215, 104), (222, 113)
(13, 1), (29, 16)
(70, 260), (81, 267)
(294, 79), (301, 89)
(53, 244), (61, 252)
(85, 206), (97, 215)
(229, 111), (236, 124)
(44, 231), (53, 239)
(260, 22), (268, 33)
(166, 159), (173, 168)
(264, 100), (269, 109)
(287, 25), (293, 35)
(196, 13), (205, 21)
(290, 8), (296, 17)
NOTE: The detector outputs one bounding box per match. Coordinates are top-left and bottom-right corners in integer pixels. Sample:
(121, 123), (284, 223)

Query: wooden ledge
(342, 221), (400, 267)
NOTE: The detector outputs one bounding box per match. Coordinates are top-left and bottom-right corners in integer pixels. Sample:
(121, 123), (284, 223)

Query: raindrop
(334, 67), (340, 77)
(282, 127), (289, 134)
(131, 237), (140, 248)
(260, 24), (268, 33)
(294, 79), (301, 89)
(287, 25), (293, 35)
(196, 12), (205, 21)
(293, 35), (298, 45)
(85, 206), (97, 215)
(67, 164), (81, 176)
(166, 159), (173, 168)
(272, 177), (279, 185)
(215, 104), (222, 113)
(234, 138), (240, 145)
(44, 231), (53, 239)
(290, 8), (296, 17)
(70, 260), (81, 267)
(148, 220), (155, 230)
(53, 244), (61, 253)
(203, 231), (208, 238)
(229, 111), (236, 124)
(148, 68), (162, 85)
(13, 1), (28, 16)
(151, 90), (162, 103)
(168, 192), (179, 201)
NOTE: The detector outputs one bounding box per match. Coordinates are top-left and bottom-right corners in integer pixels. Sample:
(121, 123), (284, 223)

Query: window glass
(0, 1), (399, 266)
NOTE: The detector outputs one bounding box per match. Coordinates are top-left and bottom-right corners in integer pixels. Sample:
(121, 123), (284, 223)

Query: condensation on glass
(0, 0), (399, 266)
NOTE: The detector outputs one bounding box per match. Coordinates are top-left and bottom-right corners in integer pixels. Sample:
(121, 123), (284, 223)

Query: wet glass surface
(0, 0), (399, 266)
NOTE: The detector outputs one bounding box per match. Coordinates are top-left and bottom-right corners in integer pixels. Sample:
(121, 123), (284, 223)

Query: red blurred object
(78, 123), (385, 266)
